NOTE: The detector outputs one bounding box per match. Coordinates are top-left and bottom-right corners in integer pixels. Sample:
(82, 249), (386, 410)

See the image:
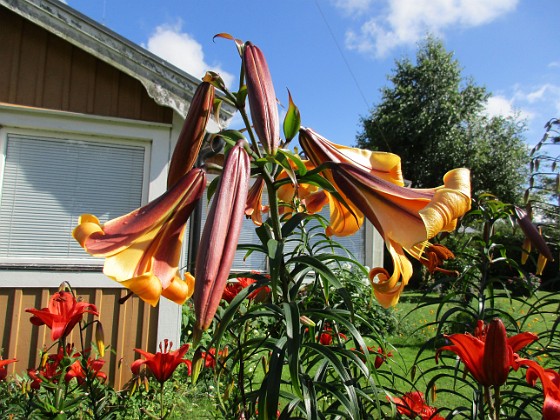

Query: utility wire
(314, 0), (370, 108)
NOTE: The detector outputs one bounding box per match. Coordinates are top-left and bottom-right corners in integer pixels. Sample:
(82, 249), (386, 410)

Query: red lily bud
(167, 82), (215, 189)
(483, 318), (511, 386)
(193, 140), (250, 342)
(244, 42), (279, 155)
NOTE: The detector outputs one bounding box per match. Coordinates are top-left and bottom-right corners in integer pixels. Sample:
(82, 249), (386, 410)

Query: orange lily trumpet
(73, 168), (205, 306)
(515, 206), (553, 275)
(193, 140), (251, 340)
(299, 128), (471, 307)
(245, 176), (268, 226)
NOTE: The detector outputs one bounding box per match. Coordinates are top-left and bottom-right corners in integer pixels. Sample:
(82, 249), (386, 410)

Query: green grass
(176, 290), (558, 418)
(377, 290), (557, 416)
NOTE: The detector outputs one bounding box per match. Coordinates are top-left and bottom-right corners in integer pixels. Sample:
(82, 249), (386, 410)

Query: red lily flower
(437, 318), (538, 387)
(27, 344), (73, 389)
(131, 339), (190, 384)
(374, 346), (393, 369)
(221, 276), (271, 303)
(200, 348), (228, 369)
(389, 391), (444, 420)
(0, 358), (17, 381)
(237, 276), (271, 301)
(519, 359), (560, 420)
(65, 357), (107, 385)
(26, 291), (98, 341)
(318, 326), (347, 346)
(222, 281), (244, 303)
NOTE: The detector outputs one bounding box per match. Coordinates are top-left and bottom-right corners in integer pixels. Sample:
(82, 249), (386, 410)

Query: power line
(314, 0), (370, 108)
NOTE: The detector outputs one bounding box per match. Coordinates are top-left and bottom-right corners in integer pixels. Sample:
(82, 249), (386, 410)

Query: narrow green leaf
(282, 302), (302, 398)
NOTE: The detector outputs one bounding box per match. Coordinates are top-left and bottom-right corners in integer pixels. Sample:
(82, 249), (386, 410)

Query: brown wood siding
(0, 287), (158, 389)
(0, 7), (172, 124)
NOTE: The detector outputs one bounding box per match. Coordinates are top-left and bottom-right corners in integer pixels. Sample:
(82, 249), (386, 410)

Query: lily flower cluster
(71, 35), (472, 344)
(22, 289), (107, 393)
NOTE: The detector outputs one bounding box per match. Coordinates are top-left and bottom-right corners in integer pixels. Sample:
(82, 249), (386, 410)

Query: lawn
(173, 290), (558, 418)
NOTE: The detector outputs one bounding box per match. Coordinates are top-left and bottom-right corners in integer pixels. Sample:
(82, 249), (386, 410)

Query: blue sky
(66, 0), (559, 148)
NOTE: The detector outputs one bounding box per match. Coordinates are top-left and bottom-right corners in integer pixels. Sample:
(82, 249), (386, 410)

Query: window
(185, 181), (367, 273)
(0, 133), (146, 265)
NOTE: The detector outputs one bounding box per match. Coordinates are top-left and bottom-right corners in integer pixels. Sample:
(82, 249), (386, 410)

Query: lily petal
(299, 128), (404, 185)
(73, 169), (206, 306)
(369, 240), (413, 307)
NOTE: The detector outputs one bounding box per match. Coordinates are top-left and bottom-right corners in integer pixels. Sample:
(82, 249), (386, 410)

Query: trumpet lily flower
(519, 359), (560, 420)
(244, 42), (279, 155)
(437, 318), (538, 387)
(167, 82), (215, 188)
(131, 339), (190, 384)
(277, 159), (329, 216)
(0, 358), (17, 381)
(245, 176), (268, 226)
(299, 127), (471, 307)
(193, 140), (250, 339)
(333, 163), (470, 307)
(73, 169), (205, 306)
(26, 291), (98, 341)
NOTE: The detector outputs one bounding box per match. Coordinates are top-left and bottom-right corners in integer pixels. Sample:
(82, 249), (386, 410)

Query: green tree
(357, 36), (529, 203)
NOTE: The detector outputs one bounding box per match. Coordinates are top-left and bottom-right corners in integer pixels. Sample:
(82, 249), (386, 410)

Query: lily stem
(484, 386), (497, 420)
(160, 381), (165, 419)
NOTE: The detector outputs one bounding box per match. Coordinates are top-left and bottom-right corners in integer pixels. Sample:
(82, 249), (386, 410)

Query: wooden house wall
(0, 6), (173, 124)
(0, 287), (158, 389)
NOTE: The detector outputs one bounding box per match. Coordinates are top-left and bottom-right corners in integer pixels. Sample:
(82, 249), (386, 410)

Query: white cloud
(145, 21), (234, 88)
(344, 0), (518, 57)
(514, 84), (560, 116)
(485, 95), (518, 119)
(332, 0), (375, 15)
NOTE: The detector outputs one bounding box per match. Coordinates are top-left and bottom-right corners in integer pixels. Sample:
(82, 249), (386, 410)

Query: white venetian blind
(0, 134), (145, 263)
(186, 181), (366, 272)
(192, 185), (268, 272)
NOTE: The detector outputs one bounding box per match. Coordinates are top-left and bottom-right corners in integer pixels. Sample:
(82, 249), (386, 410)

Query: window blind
(0, 134), (145, 263)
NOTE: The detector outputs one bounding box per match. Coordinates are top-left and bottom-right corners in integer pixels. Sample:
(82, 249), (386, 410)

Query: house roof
(1, 0), (235, 119)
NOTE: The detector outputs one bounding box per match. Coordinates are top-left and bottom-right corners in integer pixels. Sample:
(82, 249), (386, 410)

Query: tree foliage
(357, 36), (529, 204)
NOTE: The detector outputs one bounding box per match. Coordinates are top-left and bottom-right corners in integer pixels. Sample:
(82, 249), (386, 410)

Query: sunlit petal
(74, 169), (206, 306)
(299, 128), (404, 185)
(369, 240), (413, 308)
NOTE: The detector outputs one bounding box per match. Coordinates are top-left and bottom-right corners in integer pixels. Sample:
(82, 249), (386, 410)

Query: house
(0, 0), (236, 387)
(0, 0), (383, 388)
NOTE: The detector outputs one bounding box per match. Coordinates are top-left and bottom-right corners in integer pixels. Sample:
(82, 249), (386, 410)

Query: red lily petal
(508, 331), (539, 353)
